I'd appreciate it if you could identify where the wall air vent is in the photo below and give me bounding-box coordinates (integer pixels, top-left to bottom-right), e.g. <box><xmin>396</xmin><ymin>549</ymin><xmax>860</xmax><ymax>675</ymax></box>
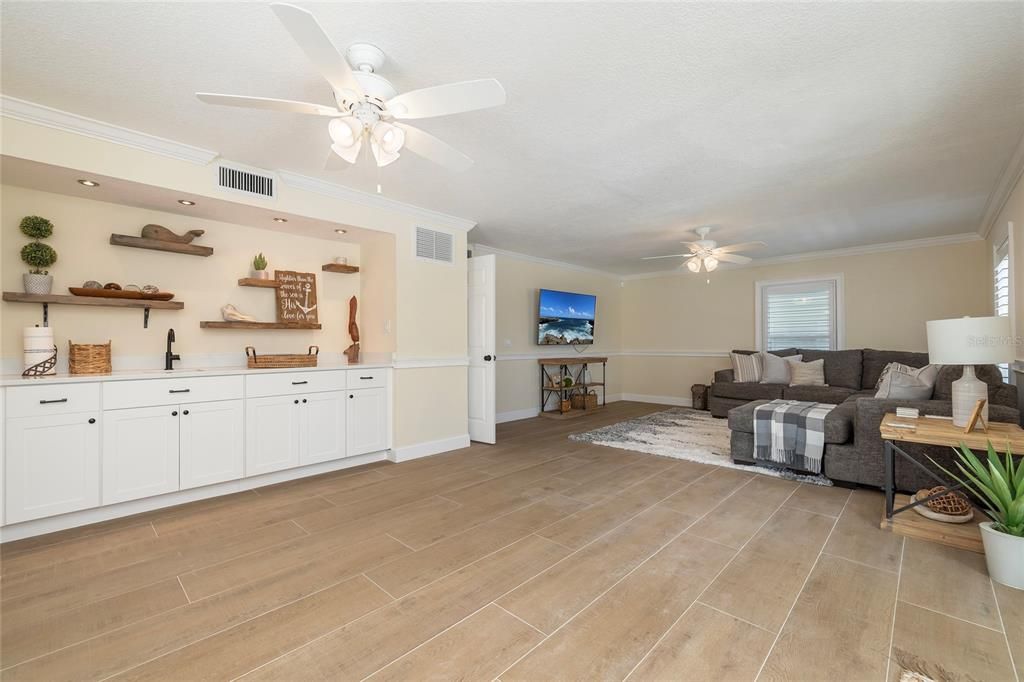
<box><xmin>216</xmin><ymin>164</ymin><xmax>276</xmax><ymax>199</ymax></box>
<box><xmin>415</xmin><ymin>226</ymin><xmax>455</xmax><ymax>264</ymax></box>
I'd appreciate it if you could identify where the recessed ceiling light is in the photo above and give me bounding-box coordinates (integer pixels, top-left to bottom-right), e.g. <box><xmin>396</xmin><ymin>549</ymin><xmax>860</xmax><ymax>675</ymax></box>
<box><xmin>273</xmin><ymin>218</ymin><xmax>288</xmax><ymax>223</ymax></box>
<box><xmin>177</xmin><ymin>199</ymin><xmax>196</xmax><ymax>206</ymax></box>
<box><xmin>77</xmin><ymin>179</ymin><xmax>100</xmax><ymax>187</ymax></box>
<box><xmin>335</xmin><ymin>229</ymin><xmax>347</xmax><ymax>235</ymax></box>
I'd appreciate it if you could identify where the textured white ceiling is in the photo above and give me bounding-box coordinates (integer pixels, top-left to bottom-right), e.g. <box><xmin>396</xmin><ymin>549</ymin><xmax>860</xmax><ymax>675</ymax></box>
<box><xmin>2</xmin><ymin>2</ymin><xmax>1022</xmax><ymax>274</ymax></box>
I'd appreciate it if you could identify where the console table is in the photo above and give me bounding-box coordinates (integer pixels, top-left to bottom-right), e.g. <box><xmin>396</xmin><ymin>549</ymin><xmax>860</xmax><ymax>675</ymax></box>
<box><xmin>538</xmin><ymin>357</ymin><xmax>607</xmax><ymax>420</ymax></box>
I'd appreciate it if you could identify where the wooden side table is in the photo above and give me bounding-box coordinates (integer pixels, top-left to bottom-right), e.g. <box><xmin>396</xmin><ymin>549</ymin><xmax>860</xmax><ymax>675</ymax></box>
<box><xmin>879</xmin><ymin>413</ymin><xmax>1024</xmax><ymax>552</ymax></box>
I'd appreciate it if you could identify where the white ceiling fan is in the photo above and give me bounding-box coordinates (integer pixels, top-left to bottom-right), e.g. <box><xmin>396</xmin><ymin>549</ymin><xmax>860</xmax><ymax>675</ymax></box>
<box><xmin>195</xmin><ymin>3</ymin><xmax>506</xmax><ymax>172</ymax></box>
<box><xmin>642</xmin><ymin>227</ymin><xmax>765</xmax><ymax>272</ymax></box>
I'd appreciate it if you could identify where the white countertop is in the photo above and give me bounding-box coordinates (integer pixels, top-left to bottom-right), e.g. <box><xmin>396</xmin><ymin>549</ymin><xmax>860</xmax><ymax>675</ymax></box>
<box><xmin>0</xmin><ymin>361</ymin><xmax>393</xmax><ymax>387</ymax></box>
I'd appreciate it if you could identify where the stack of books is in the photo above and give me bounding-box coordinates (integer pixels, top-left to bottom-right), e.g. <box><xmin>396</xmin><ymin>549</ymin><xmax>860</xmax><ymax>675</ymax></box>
<box><xmin>896</xmin><ymin>407</ymin><xmax>920</xmax><ymax>419</ymax></box>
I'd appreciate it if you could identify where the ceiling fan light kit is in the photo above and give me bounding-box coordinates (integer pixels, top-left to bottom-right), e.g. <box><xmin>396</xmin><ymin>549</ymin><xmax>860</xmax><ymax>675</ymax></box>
<box><xmin>195</xmin><ymin>3</ymin><xmax>506</xmax><ymax>172</ymax></box>
<box><xmin>644</xmin><ymin>226</ymin><xmax>765</xmax><ymax>274</ymax></box>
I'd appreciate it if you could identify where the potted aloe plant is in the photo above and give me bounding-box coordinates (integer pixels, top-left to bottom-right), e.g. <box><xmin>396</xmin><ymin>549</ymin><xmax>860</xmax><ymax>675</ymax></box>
<box><xmin>938</xmin><ymin>442</ymin><xmax>1023</xmax><ymax>589</ymax></box>
<box><xmin>20</xmin><ymin>215</ymin><xmax>57</xmax><ymax>294</ymax></box>
<box><xmin>251</xmin><ymin>252</ymin><xmax>270</xmax><ymax>280</ymax></box>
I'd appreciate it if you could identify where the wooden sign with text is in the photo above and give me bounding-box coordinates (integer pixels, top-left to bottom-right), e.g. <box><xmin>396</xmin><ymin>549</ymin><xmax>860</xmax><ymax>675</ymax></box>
<box><xmin>274</xmin><ymin>270</ymin><xmax>319</xmax><ymax>324</ymax></box>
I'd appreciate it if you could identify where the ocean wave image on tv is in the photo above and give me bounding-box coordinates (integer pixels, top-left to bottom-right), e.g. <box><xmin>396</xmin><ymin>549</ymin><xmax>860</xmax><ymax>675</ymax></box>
<box><xmin>538</xmin><ymin>289</ymin><xmax>596</xmax><ymax>345</ymax></box>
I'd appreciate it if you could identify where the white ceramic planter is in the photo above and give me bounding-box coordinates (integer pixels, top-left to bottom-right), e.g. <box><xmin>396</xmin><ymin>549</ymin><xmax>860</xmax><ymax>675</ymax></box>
<box><xmin>22</xmin><ymin>273</ymin><xmax>53</xmax><ymax>295</ymax></box>
<box><xmin>980</xmin><ymin>522</ymin><xmax>1024</xmax><ymax>590</ymax></box>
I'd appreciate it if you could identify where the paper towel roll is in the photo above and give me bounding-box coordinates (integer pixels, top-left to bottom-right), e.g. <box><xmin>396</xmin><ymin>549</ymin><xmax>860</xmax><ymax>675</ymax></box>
<box><xmin>24</xmin><ymin>326</ymin><xmax>57</xmax><ymax>376</ymax></box>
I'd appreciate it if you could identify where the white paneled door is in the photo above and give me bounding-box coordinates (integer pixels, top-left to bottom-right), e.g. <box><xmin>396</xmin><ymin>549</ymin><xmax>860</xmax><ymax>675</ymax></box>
<box><xmin>468</xmin><ymin>254</ymin><xmax>496</xmax><ymax>443</ymax></box>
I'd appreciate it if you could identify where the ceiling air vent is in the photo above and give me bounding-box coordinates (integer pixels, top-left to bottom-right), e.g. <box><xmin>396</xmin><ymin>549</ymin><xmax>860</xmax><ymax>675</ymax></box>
<box><xmin>216</xmin><ymin>164</ymin><xmax>276</xmax><ymax>199</ymax></box>
<box><xmin>415</xmin><ymin>226</ymin><xmax>455</xmax><ymax>264</ymax></box>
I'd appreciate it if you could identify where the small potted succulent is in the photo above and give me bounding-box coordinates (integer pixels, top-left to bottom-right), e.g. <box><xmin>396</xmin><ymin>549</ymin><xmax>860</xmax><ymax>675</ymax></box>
<box><xmin>20</xmin><ymin>216</ymin><xmax>57</xmax><ymax>294</ymax></box>
<box><xmin>937</xmin><ymin>442</ymin><xmax>1023</xmax><ymax>589</ymax></box>
<box><xmin>251</xmin><ymin>252</ymin><xmax>270</xmax><ymax>280</ymax></box>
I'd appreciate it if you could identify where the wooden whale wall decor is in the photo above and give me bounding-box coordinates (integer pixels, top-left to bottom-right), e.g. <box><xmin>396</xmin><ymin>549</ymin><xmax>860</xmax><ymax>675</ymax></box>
<box><xmin>140</xmin><ymin>224</ymin><xmax>205</xmax><ymax>244</ymax></box>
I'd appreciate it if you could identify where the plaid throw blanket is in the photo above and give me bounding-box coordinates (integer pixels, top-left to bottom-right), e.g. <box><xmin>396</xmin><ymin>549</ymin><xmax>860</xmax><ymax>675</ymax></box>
<box><xmin>753</xmin><ymin>400</ymin><xmax>836</xmax><ymax>473</ymax></box>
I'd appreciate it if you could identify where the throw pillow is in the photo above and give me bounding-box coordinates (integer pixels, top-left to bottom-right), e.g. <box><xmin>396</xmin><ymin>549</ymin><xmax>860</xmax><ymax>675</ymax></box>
<box><xmin>760</xmin><ymin>352</ymin><xmax>802</xmax><ymax>384</ymax></box>
<box><xmin>875</xmin><ymin>362</ymin><xmax>938</xmax><ymax>400</ymax></box>
<box><xmin>730</xmin><ymin>352</ymin><xmax>763</xmax><ymax>383</ymax></box>
<box><xmin>787</xmin><ymin>358</ymin><xmax>826</xmax><ymax>386</ymax></box>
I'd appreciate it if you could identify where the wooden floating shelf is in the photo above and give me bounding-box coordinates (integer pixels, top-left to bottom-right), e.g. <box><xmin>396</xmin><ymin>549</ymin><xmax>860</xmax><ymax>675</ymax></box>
<box><xmin>110</xmin><ymin>234</ymin><xmax>213</xmax><ymax>257</ymax></box>
<box><xmin>3</xmin><ymin>292</ymin><xmax>183</xmax><ymax>329</ymax></box>
<box><xmin>321</xmin><ymin>263</ymin><xmax>360</xmax><ymax>274</ymax></box>
<box><xmin>199</xmin><ymin>321</ymin><xmax>322</xmax><ymax>330</ymax></box>
<box><xmin>237</xmin><ymin>278</ymin><xmax>280</xmax><ymax>288</ymax></box>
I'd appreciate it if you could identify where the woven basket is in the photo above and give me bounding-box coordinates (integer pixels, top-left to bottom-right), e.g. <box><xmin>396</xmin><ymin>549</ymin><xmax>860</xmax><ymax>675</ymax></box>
<box><xmin>918</xmin><ymin>486</ymin><xmax>972</xmax><ymax>516</ymax></box>
<box><xmin>559</xmin><ymin>399</ymin><xmax>572</xmax><ymax>413</ymax></box>
<box><xmin>571</xmin><ymin>390</ymin><xmax>599</xmax><ymax>410</ymax></box>
<box><xmin>69</xmin><ymin>340</ymin><xmax>112</xmax><ymax>375</ymax></box>
<box><xmin>246</xmin><ymin>345</ymin><xmax>319</xmax><ymax>369</ymax></box>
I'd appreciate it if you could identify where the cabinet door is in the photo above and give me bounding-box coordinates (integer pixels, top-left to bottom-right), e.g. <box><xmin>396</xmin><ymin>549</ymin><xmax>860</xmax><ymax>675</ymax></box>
<box><xmin>5</xmin><ymin>412</ymin><xmax>101</xmax><ymax>523</ymax></box>
<box><xmin>346</xmin><ymin>387</ymin><xmax>388</xmax><ymax>457</ymax></box>
<box><xmin>102</xmin><ymin>406</ymin><xmax>180</xmax><ymax>504</ymax></box>
<box><xmin>180</xmin><ymin>399</ymin><xmax>244</xmax><ymax>490</ymax></box>
<box><xmin>245</xmin><ymin>395</ymin><xmax>301</xmax><ymax>475</ymax></box>
<box><xmin>301</xmin><ymin>390</ymin><xmax>346</xmax><ymax>465</ymax></box>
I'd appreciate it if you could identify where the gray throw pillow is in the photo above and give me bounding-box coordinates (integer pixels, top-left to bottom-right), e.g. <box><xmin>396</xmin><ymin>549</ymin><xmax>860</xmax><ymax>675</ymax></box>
<box><xmin>760</xmin><ymin>352</ymin><xmax>802</xmax><ymax>384</ymax></box>
<box><xmin>875</xmin><ymin>363</ymin><xmax>938</xmax><ymax>400</ymax></box>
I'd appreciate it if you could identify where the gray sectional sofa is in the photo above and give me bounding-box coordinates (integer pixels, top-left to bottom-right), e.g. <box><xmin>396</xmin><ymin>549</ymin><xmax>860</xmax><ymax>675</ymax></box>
<box><xmin>710</xmin><ymin>348</ymin><xmax>1019</xmax><ymax>491</ymax></box>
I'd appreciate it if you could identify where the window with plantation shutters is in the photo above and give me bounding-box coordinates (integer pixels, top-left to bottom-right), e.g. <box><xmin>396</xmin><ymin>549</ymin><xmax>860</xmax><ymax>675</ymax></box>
<box><xmin>994</xmin><ymin>238</ymin><xmax>1010</xmax><ymax>382</ymax></box>
<box><xmin>756</xmin><ymin>278</ymin><xmax>841</xmax><ymax>351</ymax></box>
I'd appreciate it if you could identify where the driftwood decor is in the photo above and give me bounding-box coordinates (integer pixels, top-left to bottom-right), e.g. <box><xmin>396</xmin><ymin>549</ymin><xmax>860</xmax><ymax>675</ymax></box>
<box><xmin>344</xmin><ymin>295</ymin><xmax>360</xmax><ymax>364</ymax></box>
<box><xmin>274</xmin><ymin>271</ymin><xmax>319</xmax><ymax>325</ymax></box>
<box><xmin>110</xmin><ymin>224</ymin><xmax>213</xmax><ymax>257</ymax></box>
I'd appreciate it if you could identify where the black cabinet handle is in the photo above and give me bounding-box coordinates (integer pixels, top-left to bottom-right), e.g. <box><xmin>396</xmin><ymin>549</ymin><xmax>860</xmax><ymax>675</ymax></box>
<box><xmin>349</xmin><ymin>394</ymin><xmax>354</xmax><ymax>399</ymax></box>
<box><xmin>359</xmin><ymin>376</ymin><xmax>373</xmax><ymax>380</ymax></box>
<box><xmin>291</xmin><ymin>380</ymin><xmax>308</xmax><ymax>385</ymax></box>
<box><xmin>39</xmin><ymin>398</ymin><xmax>68</xmax><ymax>404</ymax></box>
<box><xmin>301</xmin><ymin>398</ymin><xmax>307</xmax><ymax>404</ymax></box>
<box><xmin>88</xmin><ymin>418</ymin><xmax>96</xmax><ymax>424</ymax></box>
<box><xmin>171</xmin><ymin>410</ymin><xmax>178</xmax><ymax>416</ymax></box>
<box><xmin>169</xmin><ymin>389</ymin><xmax>190</xmax><ymax>394</ymax></box>
<box><xmin>484</xmin><ymin>355</ymin><xmax>492</xmax><ymax>361</ymax></box>
<box><xmin>294</xmin><ymin>399</ymin><xmax>299</xmax><ymax>404</ymax></box>
<box><xmin>183</xmin><ymin>409</ymin><xmax>190</xmax><ymax>416</ymax></box>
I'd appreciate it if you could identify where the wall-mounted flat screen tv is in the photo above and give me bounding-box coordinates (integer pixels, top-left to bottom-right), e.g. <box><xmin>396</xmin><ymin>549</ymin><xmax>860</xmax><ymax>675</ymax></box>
<box><xmin>538</xmin><ymin>289</ymin><xmax>596</xmax><ymax>345</ymax></box>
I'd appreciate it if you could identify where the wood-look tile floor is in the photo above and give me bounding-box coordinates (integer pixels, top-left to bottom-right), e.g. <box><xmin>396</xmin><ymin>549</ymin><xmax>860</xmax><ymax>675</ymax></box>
<box><xmin>1</xmin><ymin>402</ymin><xmax>1019</xmax><ymax>681</ymax></box>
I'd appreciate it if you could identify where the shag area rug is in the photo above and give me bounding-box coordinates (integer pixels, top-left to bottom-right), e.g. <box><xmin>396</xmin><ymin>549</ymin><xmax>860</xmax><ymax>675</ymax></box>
<box><xmin>569</xmin><ymin>408</ymin><xmax>831</xmax><ymax>486</ymax></box>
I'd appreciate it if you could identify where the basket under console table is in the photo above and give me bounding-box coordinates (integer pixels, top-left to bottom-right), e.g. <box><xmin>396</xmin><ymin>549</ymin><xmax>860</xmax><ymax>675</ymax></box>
<box><xmin>538</xmin><ymin>356</ymin><xmax>607</xmax><ymax>420</ymax></box>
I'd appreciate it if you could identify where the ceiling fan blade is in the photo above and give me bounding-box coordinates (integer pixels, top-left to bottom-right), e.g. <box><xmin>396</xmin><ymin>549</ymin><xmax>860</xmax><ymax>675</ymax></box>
<box><xmin>714</xmin><ymin>241</ymin><xmax>766</xmax><ymax>254</ymax></box>
<box><xmin>387</xmin><ymin>79</ymin><xmax>506</xmax><ymax>120</ymax></box>
<box><xmin>270</xmin><ymin>3</ymin><xmax>364</xmax><ymax>100</ymax></box>
<box><xmin>397</xmin><ymin>124</ymin><xmax>474</xmax><ymax>172</ymax></box>
<box><xmin>196</xmin><ymin>93</ymin><xmax>340</xmax><ymax>116</ymax></box>
<box><xmin>679</xmin><ymin>242</ymin><xmax>703</xmax><ymax>251</ymax></box>
<box><xmin>715</xmin><ymin>253</ymin><xmax>752</xmax><ymax>264</ymax></box>
<box><xmin>641</xmin><ymin>254</ymin><xmax>692</xmax><ymax>260</ymax></box>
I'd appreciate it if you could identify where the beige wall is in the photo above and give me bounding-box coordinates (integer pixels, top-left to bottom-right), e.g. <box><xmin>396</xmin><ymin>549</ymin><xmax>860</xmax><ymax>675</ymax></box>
<box><xmin>1</xmin><ymin>185</ymin><xmax>362</xmax><ymax>366</ymax></box>
<box><xmin>358</xmin><ymin>231</ymin><xmax>397</xmax><ymax>355</ymax></box>
<box><xmin>988</xmin><ymin>169</ymin><xmax>1024</xmax><ymax>363</ymax></box>
<box><xmin>487</xmin><ymin>251</ymin><xmax>623</xmax><ymax>418</ymax></box>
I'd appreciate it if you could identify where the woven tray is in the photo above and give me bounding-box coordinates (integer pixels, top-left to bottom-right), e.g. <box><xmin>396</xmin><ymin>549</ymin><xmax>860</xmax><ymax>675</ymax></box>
<box><xmin>246</xmin><ymin>345</ymin><xmax>318</xmax><ymax>369</ymax></box>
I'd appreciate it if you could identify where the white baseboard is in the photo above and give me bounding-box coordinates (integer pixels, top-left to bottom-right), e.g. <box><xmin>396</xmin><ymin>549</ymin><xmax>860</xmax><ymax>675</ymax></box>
<box><xmin>390</xmin><ymin>433</ymin><xmax>471</xmax><ymax>462</ymax></box>
<box><xmin>0</xmin><ymin>451</ymin><xmax>388</xmax><ymax>542</ymax></box>
<box><xmin>618</xmin><ymin>393</ymin><xmax>692</xmax><ymax>407</ymax></box>
<box><xmin>496</xmin><ymin>407</ymin><xmax>540</xmax><ymax>424</ymax></box>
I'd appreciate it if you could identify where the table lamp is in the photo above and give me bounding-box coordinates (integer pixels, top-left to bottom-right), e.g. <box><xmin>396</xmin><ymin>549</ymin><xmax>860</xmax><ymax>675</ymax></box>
<box><xmin>926</xmin><ymin>316</ymin><xmax>1013</xmax><ymax>427</ymax></box>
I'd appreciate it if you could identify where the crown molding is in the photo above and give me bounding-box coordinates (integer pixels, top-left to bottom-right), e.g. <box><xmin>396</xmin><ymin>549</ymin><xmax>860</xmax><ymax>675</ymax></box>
<box><xmin>622</xmin><ymin>232</ymin><xmax>983</xmax><ymax>280</ymax></box>
<box><xmin>0</xmin><ymin>95</ymin><xmax>218</xmax><ymax>165</ymax></box>
<box><xmin>978</xmin><ymin>128</ymin><xmax>1024</xmax><ymax>239</ymax></box>
<box><xmin>470</xmin><ymin>243</ymin><xmax>622</xmax><ymax>279</ymax></box>
<box><xmin>279</xmin><ymin>171</ymin><xmax>476</xmax><ymax>233</ymax></box>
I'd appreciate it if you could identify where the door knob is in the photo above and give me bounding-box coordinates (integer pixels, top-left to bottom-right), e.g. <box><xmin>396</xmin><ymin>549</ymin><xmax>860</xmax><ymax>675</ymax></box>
<box><xmin>484</xmin><ymin>354</ymin><xmax>493</xmax><ymax>361</ymax></box>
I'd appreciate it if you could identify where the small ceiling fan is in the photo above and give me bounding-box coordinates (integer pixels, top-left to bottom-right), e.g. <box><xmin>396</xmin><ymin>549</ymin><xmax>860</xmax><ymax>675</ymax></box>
<box><xmin>195</xmin><ymin>3</ymin><xmax>506</xmax><ymax>171</ymax></box>
<box><xmin>642</xmin><ymin>227</ymin><xmax>766</xmax><ymax>272</ymax></box>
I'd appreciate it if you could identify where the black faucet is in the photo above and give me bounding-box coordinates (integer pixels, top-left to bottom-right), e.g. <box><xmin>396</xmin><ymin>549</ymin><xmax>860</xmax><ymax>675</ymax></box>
<box><xmin>165</xmin><ymin>328</ymin><xmax>180</xmax><ymax>370</ymax></box>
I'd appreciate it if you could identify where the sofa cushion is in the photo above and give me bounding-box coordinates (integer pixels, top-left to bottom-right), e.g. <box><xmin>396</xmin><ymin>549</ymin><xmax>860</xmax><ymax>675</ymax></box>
<box><xmin>713</xmin><ymin>381</ymin><xmax>784</xmax><ymax>401</ymax></box>
<box><xmin>798</xmin><ymin>349</ymin><xmax>863</xmax><ymax>389</ymax></box>
<box><xmin>933</xmin><ymin>364</ymin><xmax>1006</xmax><ymax>401</ymax></box>
<box><xmin>782</xmin><ymin>385</ymin><xmax>855</xmax><ymax>403</ymax></box>
<box><xmin>862</xmin><ymin>349</ymin><xmax>929</xmax><ymax>389</ymax></box>
<box><xmin>727</xmin><ymin>399</ymin><xmax>853</xmax><ymax>444</ymax></box>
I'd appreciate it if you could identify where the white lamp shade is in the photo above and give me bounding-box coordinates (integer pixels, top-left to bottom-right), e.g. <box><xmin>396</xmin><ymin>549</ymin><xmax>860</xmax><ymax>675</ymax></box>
<box><xmin>926</xmin><ymin>316</ymin><xmax>1013</xmax><ymax>365</ymax></box>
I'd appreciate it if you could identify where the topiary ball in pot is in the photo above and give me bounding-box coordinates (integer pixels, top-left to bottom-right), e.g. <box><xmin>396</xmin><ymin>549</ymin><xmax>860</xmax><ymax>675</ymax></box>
<box><xmin>19</xmin><ymin>216</ymin><xmax>57</xmax><ymax>294</ymax></box>
<box><xmin>19</xmin><ymin>215</ymin><xmax>54</xmax><ymax>240</ymax></box>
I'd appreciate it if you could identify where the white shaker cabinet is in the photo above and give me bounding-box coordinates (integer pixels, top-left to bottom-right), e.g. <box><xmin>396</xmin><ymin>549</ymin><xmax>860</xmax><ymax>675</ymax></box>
<box><xmin>245</xmin><ymin>394</ymin><xmax>302</xmax><ymax>475</ymax></box>
<box><xmin>346</xmin><ymin>387</ymin><xmax>388</xmax><ymax>456</ymax></box>
<box><xmin>180</xmin><ymin>399</ymin><xmax>245</xmax><ymax>489</ymax></box>
<box><xmin>301</xmin><ymin>391</ymin><xmax>347</xmax><ymax>465</ymax></box>
<box><xmin>102</xmin><ymin>405</ymin><xmax>180</xmax><ymax>504</ymax></box>
<box><xmin>5</xmin><ymin>412</ymin><xmax>101</xmax><ymax>523</ymax></box>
